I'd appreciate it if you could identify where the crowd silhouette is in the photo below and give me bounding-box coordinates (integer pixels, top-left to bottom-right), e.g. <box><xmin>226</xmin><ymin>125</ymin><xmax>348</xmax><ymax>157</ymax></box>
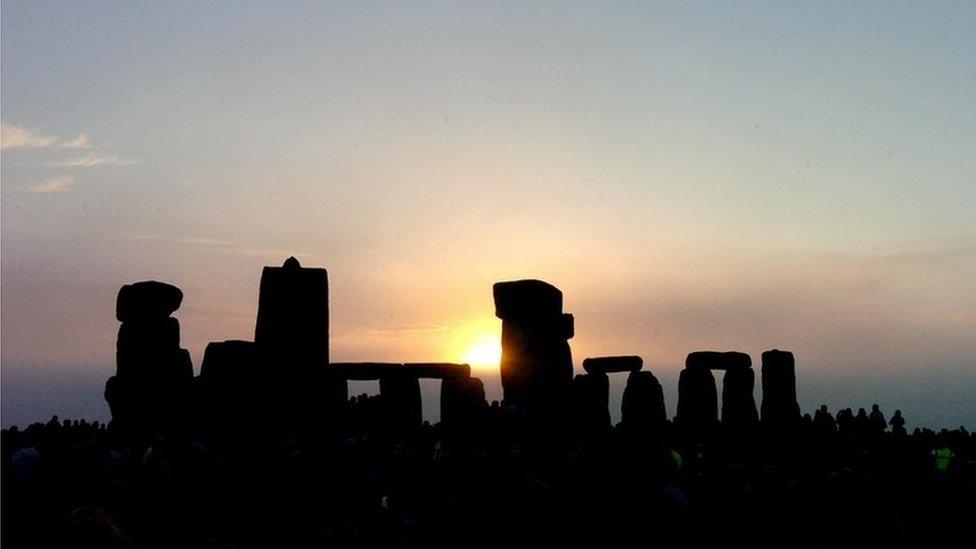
<box><xmin>2</xmin><ymin>258</ymin><xmax>974</xmax><ymax>548</ymax></box>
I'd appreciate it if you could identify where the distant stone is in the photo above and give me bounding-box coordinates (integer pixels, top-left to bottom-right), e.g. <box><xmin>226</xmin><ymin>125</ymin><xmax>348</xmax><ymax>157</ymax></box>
<box><xmin>583</xmin><ymin>355</ymin><xmax>642</xmax><ymax>374</ymax></box>
<box><xmin>571</xmin><ymin>372</ymin><xmax>610</xmax><ymax>433</ymax></box>
<box><xmin>254</xmin><ymin>258</ymin><xmax>329</xmax><ymax>367</ymax></box>
<box><xmin>686</xmin><ymin>351</ymin><xmax>751</xmax><ymax>370</ymax></box>
<box><xmin>379</xmin><ymin>372</ymin><xmax>423</xmax><ymax>427</ymax></box>
<box><xmin>722</xmin><ymin>368</ymin><xmax>758</xmax><ymax>429</ymax></box>
<box><xmin>199</xmin><ymin>340</ymin><xmax>257</xmax><ymax>381</ymax></box>
<box><xmin>621</xmin><ymin>370</ymin><xmax>667</xmax><ymax>434</ymax></box>
<box><xmin>492</xmin><ymin>279</ymin><xmax>563</xmax><ymax>320</ymax></box>
<box><xmin>116</xmin><ymin>281</ymin><xmax>183</xmax><ymax>322</ymax></box>
<box><xmin>676</xmin><ymin>367</ymin><xmax>718</xmax><ymax>433</ymax></box>
<box><xmin>761</xmin><ymin>349</ymin><xmax>800</xmax><ymax>426</ymax></box>
<box><xmin>441</xmin><ymin>376</ymin><xmax>487</xmax><ymax>427</ymax></box>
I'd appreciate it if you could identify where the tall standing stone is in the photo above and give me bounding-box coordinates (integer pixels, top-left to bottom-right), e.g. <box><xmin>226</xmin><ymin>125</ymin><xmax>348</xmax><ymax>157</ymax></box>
<box><xmin>198</xmin><ymin>340</ymin><xmax>261</xmax><ymax>438</ymax></box>
<box><xmin>379</xmin><ymin>372</ymin><xmax>423</xmax><ymax>428</ymax></box>
<box><xmin>722</xmin><ymin>368</ymin><xmax>758</xmax><ymax>429</ymax></box>
<box><xmin>621</xmin><ymin>370</ymin><xmax>667</xmax><ymax>435</ymax></box>
<box><xmin>676</xmin><ymin>367</ymin><xmax>718</xmax><ymax>434</ymax></box>
<box><xmin>571</xmin><ymin>372</ymin><xmax>610</xmax><ymax>435</ymax></box>
<box><xmin>493</xmin><ymin>279</ymin><xmax>574</xmax><ymax>417</ymax></box>
<box><xmin>105</xmin><ymin>281</ymin><xmax>192</xmax><ymax>436</ymax></box>
<box><xmin>441</xmin><ymin>374</ymin><xmax>487</xmax><ymax>428</ymax></box>
<box><xmin>254</xmin><ymin>257</ymin><xmax>331</xmax><ymax>434</ymax></box>
<box><xmin>761</xmin><ymin>349</ymin><xmax>800</xmax><ymax>426</ymax></box>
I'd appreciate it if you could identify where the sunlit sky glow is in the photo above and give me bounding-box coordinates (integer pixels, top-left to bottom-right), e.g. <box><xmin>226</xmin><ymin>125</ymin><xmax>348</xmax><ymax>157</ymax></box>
<box><xmin>2</xmin><ymin>2</ymin><xmax>974</xmax><ymax>427</ymax></box>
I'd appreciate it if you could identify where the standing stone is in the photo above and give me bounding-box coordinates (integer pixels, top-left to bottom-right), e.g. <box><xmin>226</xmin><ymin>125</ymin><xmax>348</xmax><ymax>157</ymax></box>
<box><xmin>105</xmin><ymin>280</ymin><xmax>192</xmax><ymax>436</ymax></box>
<box><xmin>254</xmin><ymin>257</ymin><xmax>331</xmax><ymax>434</ymax></box>
<box><xmin>571</xmin><ymin>372</ymin><xmax>610</xmax><ymax>434</ymax></box>
<box><xmin>582</xmin><ymin>355</ymin><xmax>642</xmax><ymax>374</ymax></box>
<box><xmin>686</xmin><ymin>351</ymin><xmax>751</xmax><ymax>371</ymax></box>
<box><xmin>198</xmin><ymin>340</ymin><xmax>262</xmax><ymax>437</ymax></box>
<box><xmin>116</xmin><ymin>281</ymin><xmax>183</xmax><ymax>322</ymax></box>
<box><xmin>676</xmin><ymin>367</ymin><xmax>718</xmax><ymax>434</ymax></box>
<box><xmin>493</xmin><ymin>279</ymin><xmax>574</xmax><ymax>417</ymax></box>
<box><xmin>621</xmin><ymin>370</ymin><xmax>667</xmax><ymax>435</ymax></box>
<box><xmin>379</xmin><ymin>372</ymin><xmax>423</xmax><ymax>428</ymax></box>
<box><xmin>255</xmin><ymin>256</ymin><xmax>329</xmax><ymax>369</ymax></box>
<box><xmin>441</xmin><ymin>375</ymin><xmax>487</xmax><ymax>427</ymax></box>
<box><xmin>722</xmin><ymin>368</ymin><xmax>758</xmax><ymax>429</ymax></box>
<box><xmin>761</xmin><ymin>349</ymin><xmax>800</xmax><ymax>426</ymax></box>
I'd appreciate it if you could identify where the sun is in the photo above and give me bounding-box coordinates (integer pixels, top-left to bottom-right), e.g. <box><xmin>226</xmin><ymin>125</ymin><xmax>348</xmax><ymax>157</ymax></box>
<box><xmin>461</xmin><ymin>335</ymin><xmax>502</xmax><ymax>369</ymax></box>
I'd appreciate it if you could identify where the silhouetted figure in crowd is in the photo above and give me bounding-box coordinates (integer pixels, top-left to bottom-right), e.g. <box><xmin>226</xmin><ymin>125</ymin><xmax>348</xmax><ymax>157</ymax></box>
<box><xmin>814</xmin><ymin>405</ymin><xmax>837</xmax><ymax>434</ymax></box>
<box><xmin>870</xmin><ymin>403</ymin><xmax>887</xmax><ymax>435</ymax></box>
<box><xmin>890</xmin><ymin>409</ymin><xmax>907</xmax><ymax>436</ymax></box>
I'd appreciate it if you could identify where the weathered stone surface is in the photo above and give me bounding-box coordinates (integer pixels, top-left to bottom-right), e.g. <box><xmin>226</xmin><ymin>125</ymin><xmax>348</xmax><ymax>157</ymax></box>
<box><xmin>379</xmin><ymin>373</ymin><xmax>422</xmax><ymax>427</ymax></box>
<box><xmin>493</xmin><ymin>279</ymin><xmax>563</xmax><ymax>320</ymax></box>
<box><xmin>441</xmin><ymin>375</ymin><xmax>487</xmax><ymax>427</ymax></box>
<box><xmin>254</xmin><ymin>257</ymin><xmax>329</xmax><ymax>369</ymax></box>
<box><xmin>676</xmin><ymin>367</ymin><xmax>718</xmax><ymax>433</ymax></box>
<box><xmin>761</xmin><ymin>349</ymin><xmax>800</xmax><ymax>425</ymax></box>
<box><xmin>571</xmin><ymin>372</ymin><xmax>610</xmax><ymax>434</ymax></box>
<box><xmin>686</xmin><ymin>351</ymin><xmax>751</xmax><ymax>370</ymax></box>
<box><xmin>583</xmin><ymin>355</ymin><xmax>643</xmax><ymax>374</ymax></box>
<box><xmin>402</xmin><ymin>362</ymin><xmax>471</xmax><ymax>379</ymax></box>
<box><xmin>116</xmin><ymin>281</ymin><xmax>183</xmax><ymax>322</ymax></box>
<box><xmin>722</xmin><ymin>368</ymin><xmax>758</xmax><ymax>429</ymax></box>
<box><xmin>621</xmin><ymin>370</ymin><xmax>667</xmax><ymax>434</ymax></box>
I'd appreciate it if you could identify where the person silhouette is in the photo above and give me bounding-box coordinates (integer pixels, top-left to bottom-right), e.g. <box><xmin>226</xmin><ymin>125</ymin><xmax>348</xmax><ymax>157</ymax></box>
<box><xmin>869</xmin><ymin>404</ymin><xmax>886</xmax><ymax>435</ymax></box>
<box><xmin>889</xmin><ymin>409</ymin><xmax>906</xmax><ymax>436</ymax></box>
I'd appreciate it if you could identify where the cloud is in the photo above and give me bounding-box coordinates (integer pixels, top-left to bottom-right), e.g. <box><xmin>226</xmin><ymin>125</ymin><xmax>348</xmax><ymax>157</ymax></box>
<box><xmin>126</xmin><ymin>232</ymin><xmax>307</xmax><ymax>259</ymax></box>
<box><xmin>1</xmin><ymin>124</ymin><xmax>58</xmax><ymax>150</ymax></box>
<box><xmin>59</xmin><ymin>134</ymin><xmax>91</xmax><ymax>149</ymax></box>
<box><xmin>4</xmin><ymin>176</ymin><xmax>76</xmax><ymax>194</ymax></box>
<box><xmin>56</xmin><ymin>152</ymin><xmax>136</xmax><ymax>167</ymax></box>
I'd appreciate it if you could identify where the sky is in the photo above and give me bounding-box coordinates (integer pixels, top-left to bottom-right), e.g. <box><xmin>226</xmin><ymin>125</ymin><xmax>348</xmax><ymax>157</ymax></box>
<box><xmin>2</xmin><ymin>2</ymin><xmax>974</xmax><ymax>428</ymax></box>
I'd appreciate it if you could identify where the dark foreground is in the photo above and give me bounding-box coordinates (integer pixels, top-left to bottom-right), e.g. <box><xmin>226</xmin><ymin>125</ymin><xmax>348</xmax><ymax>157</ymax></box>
<box><xmin>3</xmin><ymin>403</ymin><xmax>974</xmax><ymax>549</ymax></box>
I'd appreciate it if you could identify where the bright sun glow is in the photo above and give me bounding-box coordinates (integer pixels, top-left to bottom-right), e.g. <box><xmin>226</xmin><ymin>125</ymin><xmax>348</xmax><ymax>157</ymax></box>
<box><xmin>461</xmin><ymin>335</ymin><xmax>502</xmax><ymax>369</ymax></box>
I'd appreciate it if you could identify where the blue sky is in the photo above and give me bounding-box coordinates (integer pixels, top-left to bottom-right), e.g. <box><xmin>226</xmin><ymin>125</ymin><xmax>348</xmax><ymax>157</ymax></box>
<box><xmin>2</xmin><ymin>2</ymin><xmax>974</xmax><ymax>427</ymax></box>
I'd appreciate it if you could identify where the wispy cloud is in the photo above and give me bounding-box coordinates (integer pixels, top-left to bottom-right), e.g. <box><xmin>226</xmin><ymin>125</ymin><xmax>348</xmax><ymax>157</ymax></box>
<box><xmin>3</xmin><ymin>176</ymin><xmax>76</xmax><ymax>194</ymax></box>
<box><xmin>126</xmin><ymin>232</ymin><xmax>307</xmax><ymax>259</ymax></box>
<box><xmin>56</xmin><ymin>152</ymin><xmax>136</xmax><ymax>167</ymax></box>
<box><xmin>59</xmin><ymin>134</ymin><xmax>91</xmax><ymax>149</ymax></box>
<box><xmin>1</xmin><ymin>124</ymin><xmax>58</xmax><ymax>150</ymax></box>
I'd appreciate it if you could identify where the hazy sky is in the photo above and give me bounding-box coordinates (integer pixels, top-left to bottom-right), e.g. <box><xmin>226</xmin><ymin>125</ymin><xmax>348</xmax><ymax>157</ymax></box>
<box><xmin>3</xmin><ymin>2</ymin><xmax>974</xmax><ymax>428</ymax></box>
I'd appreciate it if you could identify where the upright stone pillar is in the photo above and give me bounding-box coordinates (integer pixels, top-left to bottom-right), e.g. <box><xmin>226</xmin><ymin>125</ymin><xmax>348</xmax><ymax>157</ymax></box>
<box><xmin>571</xmin><ymin>372</ymin><xmax>610</xmax><ymax>435</ymax></box>
<box><xmin>761</xmin><ymin>349</ymin><xmax>800</xmax><ymax>426</ymax></box>
<box><xmin>493</xmin><ymin>279</ymin><xmax>574</xmax><ymax>417</ymax></box>
<box><xmin>621</xmin><ymin>370</ymin><xmax>667</xmax><ymax>435</ymax></box>
<box><xmin>105</xmin><ymin>281</ymin><xmax>192</xmax><ymax>436</ymax></box>
<box><xmin>441</xmin><ymin>375</ymin><xmax>487</xmax><ymax>428</ymax></box>
<box><xmin>676</xmin><ymin>367</ymin><xmax>718</xmax><ymax>434</ymax></box>
<box><xmin>254</xmin><ymin>257</ymin><xmax>331</xmax><ymax>434</ymax></box>
<box><xmin>379</xmin><ymin>372</ymin><xmax>423</xmax><ymax>428</ymax></box>
<box><xmin>722</xmin><ymin>368</ymin><xmax>758</xmax><ymax>430</ymax></box>
<box><xmin>686</xmin><ymin>351</ymin><xmax>757</xmax><ymax>430</ymax></box>
<box><xmin>198</xmin><ymin>340</ymin><xmax>261</xmax><ymax>438</ymax></box>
